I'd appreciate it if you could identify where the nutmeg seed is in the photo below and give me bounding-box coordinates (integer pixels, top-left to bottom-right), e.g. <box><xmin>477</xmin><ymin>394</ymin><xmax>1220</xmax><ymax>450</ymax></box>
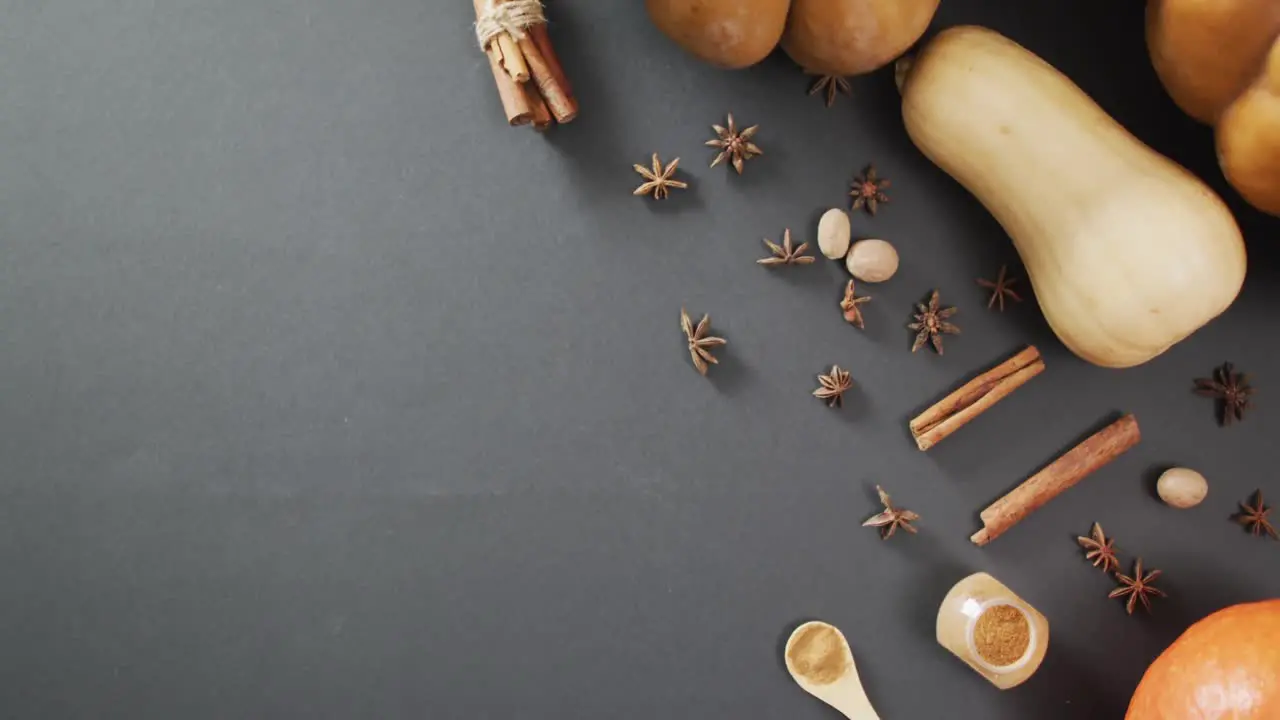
<box><xmin>817</xmin><ymin>208</ymin><xmax>852</xmax><ymax>260</ymax></box>
<box><xmin>1156</xmin><ymin>467</ymin><xmax>1208</xmax><ymax>509</ymax></box>
<box><xmin>846</xmin><ymin>238</ymin><xmax>899</xmax><ymax>283</ymax></box>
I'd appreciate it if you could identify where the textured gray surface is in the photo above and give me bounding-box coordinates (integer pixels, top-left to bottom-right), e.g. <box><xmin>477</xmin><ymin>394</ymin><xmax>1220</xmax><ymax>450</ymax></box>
<box><xmin>1</xmin><ymin>1</ymin><xmax>1278</xmax><ymax>718</ymax></box>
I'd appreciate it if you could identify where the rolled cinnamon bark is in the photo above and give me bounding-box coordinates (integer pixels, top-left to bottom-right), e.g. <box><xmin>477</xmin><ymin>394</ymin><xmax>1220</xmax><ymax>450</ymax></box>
<box><xmin>472</xmin><ymin>0</ymin><xmax>577</xmax><ymax>128</ymax></box>
<box><xmin>911</xmin><ymin>346</ymin><xmax>1044</xmax><ymax>451</ymax></box>
<box><xmin>518</xmin><ymin>35</ymin><xmax>577</xmax><ymax>123</ymax></box>
<box><xmin>473</xmin><ymin>0</ymin><xmax>532</xmax><ymax>125</ymax></box>
<box><xmin>495</xmin><ymin>31</ymin><xmax>530</xmax><ymax>83</ymax></box>
<box><xmin>530</xmin><ymin>24</ymin><xmax>573</xmax><ymax>98</ymax></box>
<box><xmin>971</xmin><ymin>414</ymin><xmax>1141</xmax><ymax>546</ymax></box>
<box><xmin>483</xmin><ymin>46</ymin><xmax>532</xmax><ymax>125</ymax></box>
<box><xmin>525</xmin><ymin>82</ymin><xmax>553</xmax><ymax>130</ymax></box>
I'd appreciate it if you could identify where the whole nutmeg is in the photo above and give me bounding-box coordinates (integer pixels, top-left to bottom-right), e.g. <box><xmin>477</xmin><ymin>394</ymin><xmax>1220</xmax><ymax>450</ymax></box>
<box><xmin>817</xmin><ymin>208</ymin><xmax>852</xmax><ymax>260</ymax></box>
<box><xmin>1156</xmin><ymin>467</ymin><xmax>1208</xmax><ymax>509</ymax></box>
<box><xmin>846</xmin><ymin>238</ymin><xmax>899</xmax><ymax>282</ymax></box>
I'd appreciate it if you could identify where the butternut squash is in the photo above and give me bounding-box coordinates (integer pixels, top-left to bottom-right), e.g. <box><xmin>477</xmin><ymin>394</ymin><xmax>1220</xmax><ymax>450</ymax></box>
<box><xmin>1146</xmin><ymin>0</ymin><xmax>1280</xmax><ymax>216</ymax></box>
<box><xmin>897</xmin><ymin>26</ymin><xmax>1246</xmax><ymax>369</ymax></box>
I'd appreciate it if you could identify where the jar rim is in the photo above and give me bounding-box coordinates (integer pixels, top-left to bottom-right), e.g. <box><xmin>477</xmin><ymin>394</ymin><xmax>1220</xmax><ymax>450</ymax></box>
<box><xmin>964</xmin><ymin>599</ymin><xmax>1037</xmax><ymax>674</ymax></box>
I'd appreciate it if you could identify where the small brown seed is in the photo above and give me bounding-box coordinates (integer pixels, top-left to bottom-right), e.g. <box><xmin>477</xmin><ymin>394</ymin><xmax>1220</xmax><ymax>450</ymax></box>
<box><xmin>846</xmin><ymin>238</ymin><xmax>899</xmax><ymax>282</ymax></box>
<box><xmin>1156</xmin><ymin>467</ymin><xmax>1208</xmax><ymax>509</ymax></box>
<box><xmin>817</xmin><ymin>208</ymin><xmax>852</xmax><ymax>260</ymax></box>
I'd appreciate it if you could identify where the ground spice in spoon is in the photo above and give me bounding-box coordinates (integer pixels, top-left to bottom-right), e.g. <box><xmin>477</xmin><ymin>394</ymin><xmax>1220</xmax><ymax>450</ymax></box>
<box><xmin>972</xmin><ymin>604</ymin><xmax>1030</xmax><ymax>667</ymax></box>
<box><xmin>786</xmin><ymin>623</ymin><xmax>851</xmax><ymax>685</ymax></box>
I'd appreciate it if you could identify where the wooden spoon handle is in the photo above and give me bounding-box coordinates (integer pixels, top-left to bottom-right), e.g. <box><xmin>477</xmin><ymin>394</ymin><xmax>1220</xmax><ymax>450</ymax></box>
<box><xmin>829</xmin><ymin>695</ymin><xmax>880</xmax><ymax>719</ymax></box>
<box><xmin>826</xmin><ymin>675</ymin><xmax>881</xmax><ymax>719</ymax></box>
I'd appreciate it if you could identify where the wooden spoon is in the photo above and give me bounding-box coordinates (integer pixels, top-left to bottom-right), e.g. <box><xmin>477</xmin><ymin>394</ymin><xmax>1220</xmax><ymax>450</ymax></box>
<box><xmin>784</xmin><ymin>621</ymin><xmax>881</xmax><ymax>719</ymax></box>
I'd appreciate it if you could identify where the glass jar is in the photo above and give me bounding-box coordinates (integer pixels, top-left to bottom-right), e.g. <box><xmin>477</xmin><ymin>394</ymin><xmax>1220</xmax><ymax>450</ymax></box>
<box><xmin>936</xmin><ymin>572</ymin><xmax>1049</xmax><ymax>689</ymax></box>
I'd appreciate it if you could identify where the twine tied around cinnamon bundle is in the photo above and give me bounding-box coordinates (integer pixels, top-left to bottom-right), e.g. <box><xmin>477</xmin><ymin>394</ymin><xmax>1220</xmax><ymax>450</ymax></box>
<box><xmin>474</xmin><ymin>0</ymin><xmax>545</xmax><ymax>48</ymax></box>
<box><xmin>471</xmin><ymin>0</ymin><xmax>577</xmax><ymax>129</ymax></box>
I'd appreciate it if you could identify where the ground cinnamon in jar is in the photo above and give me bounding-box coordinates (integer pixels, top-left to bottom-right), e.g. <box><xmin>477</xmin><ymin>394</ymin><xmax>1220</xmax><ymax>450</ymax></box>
<box><xmin>972</xmin><ymin>604</ymin><xmax>1031</xmax><ymax>667</ymax></box>
<box><xmin>786</xmin><ymin>623</ymin><xmax>851</xmax><ymax>685</ymax></box>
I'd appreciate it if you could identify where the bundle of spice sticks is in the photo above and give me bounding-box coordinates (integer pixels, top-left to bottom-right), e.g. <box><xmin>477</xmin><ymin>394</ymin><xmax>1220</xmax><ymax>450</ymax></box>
<box><xmin>473</xmin><ymin>0</ymin><xmax>578</xmax><ymax>130</ymax></box>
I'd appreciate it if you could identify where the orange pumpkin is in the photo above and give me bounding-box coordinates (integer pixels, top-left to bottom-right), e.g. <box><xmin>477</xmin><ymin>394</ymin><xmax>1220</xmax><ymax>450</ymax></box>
<box><xmin>1146</xmin><ymin>0</ymin><xmax>1280</xmax><ymax>215</ymax></box>
<box><xmin>1126</xmin><ymin>599</ymin><xmax>1280</xmax><ymax>719</ymax></box>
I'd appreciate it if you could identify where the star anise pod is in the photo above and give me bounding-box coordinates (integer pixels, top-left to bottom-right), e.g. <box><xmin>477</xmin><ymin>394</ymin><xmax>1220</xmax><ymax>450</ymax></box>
<box><xmin>1193</xmin><ymin>362</ymin><xmax>1252</xmax><ymax>427</ymax></box>
<box><xmin>633</xmin><ymin>153</ymin><xmax>688</xmax><ymax>200</ymax></box>
<box><xmin>1235</xmin><ymin>489</ymin><xmax>1278</xmax><ymax>540</ymax></box>
<box><xmin>908</xmin><ymin>290</ymin><xmax>959</xmax><ymax>354</ymax></box>
<box><xmin>758</xmin><ymin>229</ymin><xmax>815</xmax><ymax>267</ymax></box>
<box><xmin>705</xmin><ymin>113</ymin><xmax>762</xmax><ymax>175</ymax></box>
<box><xmin>1109</xmin><ymin>558</ymin><xmax>1166</xmax><ymax>615</ymax></box>
<box><xmin>807</xmin><ymin>73</ymin><xmax>852</xmax><ymax>107</ymax></box>
<box><xmin>862</xmin><ymin>485</ymin><xmax>919</xmax><ymax>540</ymax></box>
<box><xmin>840</xmin><ymin>279</ymin><xmax>871</xmax><ymax>329</ymax></box>
<box><xmin>813</xmin><ymin>365</ymin><xmax>853</xmax><ymax>408</ymax></box>
<box><xmin>850</xmin><ymin>164</ymin><xmax>890</xmax><ymax>215</ymax></box>
<box><xmin>977</xmin><ymin>265</ymin><xmax>1023</xmax><ymax>312</ymax></box>
<box><xmin>680</xmin><ymin>307</ymin><xmax>727</xmax><ymax>376</ymax></box>
<box><xmin>1077</xmin><ymin>522</ymin><xmax>1119</xmax><ymax>573</ymax></box>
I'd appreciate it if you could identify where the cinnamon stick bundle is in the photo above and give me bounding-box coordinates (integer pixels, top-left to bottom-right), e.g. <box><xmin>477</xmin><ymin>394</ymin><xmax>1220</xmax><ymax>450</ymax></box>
<box><xmin>473</xmin><ymin>0</ymin><xmax>578</xmax><ymax>130</ymax></box>
<box><xmin>910</xmin><ymin>346</ymin><xmax>1045</xmax><ymax>451</ymax></box>
<box><xmin>482</xmin><ymin>44</ymin><xmax>531</xmax><ymax>126</ymax></box>
<box><xmin>971</xmin><ymin>414</ymin><xmax>1141</xmax><ymax>547</ymax></box>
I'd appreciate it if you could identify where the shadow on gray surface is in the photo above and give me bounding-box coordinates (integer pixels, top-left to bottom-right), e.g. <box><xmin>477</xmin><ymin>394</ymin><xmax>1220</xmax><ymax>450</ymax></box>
<box><xmin>861</xmin><ymin>303</ymin><xmax>900</xmax><ymax>349</ymax></box>
<box><xmin>824</xmin><ymin>379</ymin><xmax>872</xmax><ymax>425</ymax></box>
<box><xmin>814</xmin><ymin>256</ymin><xmax>850</xmax><ymax>291</ymax></box>
<box><xmin>641</xmin><ymin>173</ymin><xmax>705</xmax><ymax>215</ymax></box>
<box><xmin>939</xmin><ymin>410</ymin><xmax>1133</xmax><ymax>508</ymax></box>
<box><xmin>1015</xmin><ymin>641</ymin><xmax>1129</xmax><ymax>717</ymax></box>
<box><xmin>704</xmin><ymin>344</ymin><xmax>754</xmax><ymax>396</ymax></box>
<box><xmin>891</xmin><ymin>530</ymin><xmax>972</xmax><ymax>644</ymax></box>
<box><xmin>804</xmin><ymin>201</ymin><xmax>840</xmax><ymax>245</ymax></box>
<box><xmin>724</xmin><ymin>139</ymin><xmax>792</xmax><ymax>192</ymax></box>
<box><xmin>761</xmin><ymin>256</ymin><xmax>834</xmax><ymax>291</ymax></box>
<box><xmin>1141</xmin><ymin>463</ymin><xmax>1174</xmax><ymax>504</ymax></box>
<box><xmin>539</xmin><ymin>9</ymin><xmax>631</xmax><ymax>191</ymax></box>
<box><xmin>773</xmin><ymin>619</ymin><xmax>811</xmax><ymax>679</ymax></box>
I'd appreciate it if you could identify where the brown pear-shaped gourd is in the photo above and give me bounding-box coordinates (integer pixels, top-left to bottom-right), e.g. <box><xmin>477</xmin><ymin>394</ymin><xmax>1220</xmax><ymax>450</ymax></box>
<box><xmin>646</xmin><ymin>0</ymin><xmax>791</xmax><ymax>70</ymax></box>
<box><xmin>1146</xmin><ymin>0</ymin><xmax>1280</xmax><ymax>215</ymax></box>
<box><xmin>782</xmin><ymin>0</ymin><xmax>940</xmax><ymax>76</ymax></box>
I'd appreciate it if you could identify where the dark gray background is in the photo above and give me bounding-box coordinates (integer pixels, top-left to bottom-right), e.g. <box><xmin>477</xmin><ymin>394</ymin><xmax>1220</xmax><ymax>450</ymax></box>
<box><xmin>1</xmin><ymin>1</ymin><xmax>1277</xmax><ymax>718</ymax></box>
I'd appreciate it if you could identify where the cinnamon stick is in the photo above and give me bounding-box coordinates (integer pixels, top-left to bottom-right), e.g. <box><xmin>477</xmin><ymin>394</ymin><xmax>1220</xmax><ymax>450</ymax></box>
<box><xmin>473</xmin><ymin>0</ymin><xmax>576</xmax><ymax>129</ymax></box>
<box><xmin>518</xmin><ymin>35</ymin><xmax>577</xmax><ymax>123</ymax></box>
<box><xmin>495</xmin><ymin>31</ymin><xmax>530</xmax><ymax>83</ymax></box>
<box><xmin>484</xmin><ymin>45</ymin><xmax>532</xmax><ymax>125</ymax></box>
<box><xmin>971</xmin><ymin>414</ymin><xmax>1141</xmax><ymax>546</ymax></box>
<box><xmin>525</xmin><ymin>82</ymin><xmax>553</xmax><ymax>130</ymax></box>
<box><xmin>529</xmin><ymin>24</ymin><xmax>573</xmax><ymax>98</ymax></box>
<box><xmin>474</xmin><ymin>0</ymin><xmax>531</xmax><ymax>125</ymax></box>
<box><xmin>910</xmin><ymin>346</ymin><xmax>1045</xmax><ymax>451</ymax></box>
